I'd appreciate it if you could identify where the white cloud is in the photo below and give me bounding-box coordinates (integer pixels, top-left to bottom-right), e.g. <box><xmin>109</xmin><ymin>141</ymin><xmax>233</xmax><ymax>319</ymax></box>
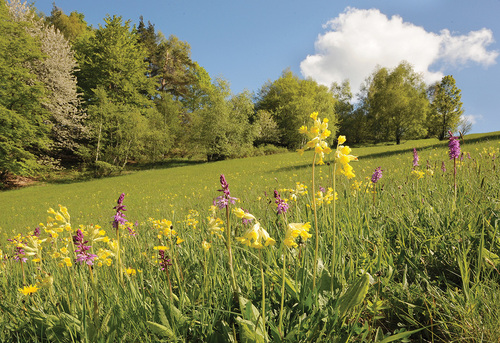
<box><xmin>300</xmin><ymin>7</ymin><xmax>499</xmax><ymax>93</ymax></box>
<box><xmin>462</xmin><ymin>114</ymin><xmax>482</xmax><ymax>125</ymax></box>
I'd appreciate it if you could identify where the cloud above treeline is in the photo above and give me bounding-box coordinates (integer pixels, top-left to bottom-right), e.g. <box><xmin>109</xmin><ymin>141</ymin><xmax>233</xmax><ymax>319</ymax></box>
<box><xmin>300</xmin><ymin>7</ymin><xmax>499</xmax><ymax>93</ymax></box>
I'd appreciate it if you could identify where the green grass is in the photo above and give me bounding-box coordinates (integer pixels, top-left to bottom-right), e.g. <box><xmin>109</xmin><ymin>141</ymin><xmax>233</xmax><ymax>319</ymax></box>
<box><xmin>0</xmin><ymin>131</ymin><xmax>499</xmax><ymax>342</ymax></box>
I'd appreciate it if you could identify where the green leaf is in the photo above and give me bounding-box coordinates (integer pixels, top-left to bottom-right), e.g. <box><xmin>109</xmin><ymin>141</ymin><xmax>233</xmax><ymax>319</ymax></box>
<box><xmin>146</xmin><ymin>321</ymin><xmax>176</xmax><ymax>339</ymax></box>
<box><xmin>376</xmin><ymin>328</ymin><xmax>424</xmax><ymax>343</ymax></box>
<box><xmin>235</xmin><ymin>317</ymin><xmax>265</xmax><ymax>343</ymax></box>
<box><xmin>337</xmin><ymin>273</ymin><xmax>371</xmax><ymax>319</ymax></box>
<box><xmin>482</xmin><ymin>247</ymin><xmax>500</xmax><ymax>268</ymax></box>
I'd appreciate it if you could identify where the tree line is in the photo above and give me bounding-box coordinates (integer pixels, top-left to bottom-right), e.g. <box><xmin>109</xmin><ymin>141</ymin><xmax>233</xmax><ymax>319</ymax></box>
<box><xmin>0</xmin><ymin>0</ymin><xmax>467</xmax><ymax>187</ymax></box>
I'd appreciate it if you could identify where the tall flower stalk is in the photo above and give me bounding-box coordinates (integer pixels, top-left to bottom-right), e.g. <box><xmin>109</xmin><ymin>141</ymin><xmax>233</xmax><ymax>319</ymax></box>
<box><xmin>216</xmin><ymin>174</ymin><xmax>238</xmax><ymax>296</ymax></box>
<box><xmin>448</xmin><ymin>131</ymin><xmax>461</xmax><ymax>203</ymax></box>
<box><xmin>274</xmin><ymin>190</ymin><xmax>289</xmax><ymax>337</ymax></box>
<box><xmin>113</xmin><ymin>193</ymin><xmax>127</xmax><ymax>282</ymax></box>
<box><xmin>298</xmin><ymin>112</ymin><xmax>332</xmax><ymax>289</ymax></box>
<box><xmin>330</xmin><ymin>135</ymin><xmax>357</xmax><ymax>290</ymax></box>
<box><xmin>235</xmin><ymin>209</ymin><xmax>275</xmax><ymax>339</ymax></box>
<box><xmin>371</xmin><ymin>167</ymin><xmax>383</xmax><ymax>205</ymax></box>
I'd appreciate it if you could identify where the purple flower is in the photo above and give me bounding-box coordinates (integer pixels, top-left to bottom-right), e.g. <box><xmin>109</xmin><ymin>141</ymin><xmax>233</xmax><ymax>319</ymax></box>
<box><xmin>215</xmin><ymin>174</ymin><xmax>237</xmax><ymax>209</ymax></box>
<box><xmin>113</xmin><ymin>193</ymin><xmax>127</xmax><ymax>229</ymax></box>
<box><xmin>413</xmin><ymin>148</ymin><xmax>419</xmax><ymax>168</ymax></box>
<box><xmin>371</xmin><ymin>167</ymin><xmax>383</xmax><ymax>184</ymax></box>
<box><xmin>76</xmin><ymin>253</ymin><xmax>98</xmax><ymax>266</ymax></box>
<box><xmin>441</xmin><ymin>161</ymin><xmax>446</xmax><ymax>173</ymax></box>
<box><xmin>72</xmin><ymin>229</ymin><xmax>85</xmax><ymax>244</ymax></box>
<box><xmin>448</xmin><ymin>131</ymin><xmax>461</xmax><ymax>160</ymax></box>
<box><xmin>274</xmin><ymin>190</ymin><xmax>289</xmax><ymax>215</ymax></box>
<box><xmin>158</xmin><ymin>249</ymin><xmax>172</xmax><ymax>271</ymax></box>
<box><xmin>32</xmin><ymin>227</ymin><xmax>40</xmax><ymax>237</ymax></box>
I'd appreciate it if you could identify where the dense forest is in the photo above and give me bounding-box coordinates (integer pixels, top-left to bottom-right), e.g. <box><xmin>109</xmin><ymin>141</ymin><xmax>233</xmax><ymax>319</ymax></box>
<box><xmin>0</xmin><ymin>0</ymin><xmax>469</xmax><ymax>187</ymax></box>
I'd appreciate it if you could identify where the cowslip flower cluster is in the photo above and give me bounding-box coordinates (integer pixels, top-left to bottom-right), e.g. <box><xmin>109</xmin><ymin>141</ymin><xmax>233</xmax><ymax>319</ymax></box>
<box><xmin>274</xmin><ymin>190</ymin><xmax>289</xmax><ymax>215</ymax></box>
<box><xmin>371</xmin><ymin>167</ymin><xmax>383</xmax><ymax>184</ymax></box>
<box><xmin>207</xmin><ymin>206</ymin><xmax>225</xmax><ymax>238</ymax></box>
<box><xmin>284</xmin><ymin>223</ymin><xmax>312</xmax><ymax>248</ymax></box>
<box><xmin>448</xmin><ymin>131</ymin><xmax>461</xmax><ymax>160</ymax></box>
<box><xmin>234</xmin><ymin>208</ymin><xmax>275</xmax><ymax>248</ymax></box>
<box><xmin>113</xmin><ymin>193</ymin><xmax>127</xmax><ymax>229</ymax></box>
<box><xmin>215</xmin><ymin>174</ymin><xmax>238</xmax><ymax>209</ymax></box>
<box><xmin>334</xmin><ymin>135</ymin><xmax>357</xmax><ymax>178</ymax></box>
<box><xmin>411</xmin><ymin>170</ymin><xmax>425</xmax><ymax>180</ymax></box>
<box><xmin>315</xmin><ymin>187</ymin><xmax>337</xmax><ymax>206</ymax></box>
<box><xmin>298</xmin><ymin>112</ymin><xmax>332</xmax><ymax>165</ymax></box>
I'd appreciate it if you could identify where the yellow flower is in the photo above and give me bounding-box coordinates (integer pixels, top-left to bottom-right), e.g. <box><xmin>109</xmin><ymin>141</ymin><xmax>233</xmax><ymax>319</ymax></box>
<box><xmin>298</xmin><ymin>112</ymin><xmax>333</xmax><ymax>164</ymax></box>
<box><xmin>310</xmin><ymin>112</ymin><xmax>319</xmax><ymax>120</ymax></box>
<box><xmin>125</xmin><ymin>267</ymin><xmax>137</xmax><ymax>276</ymax></box>
<box><xmin>296</xmin><ymin>148</ymin><xmax>305</xmax><ymax>156</ymax></box>
<box><xmin>176</xmin><ymin>237</ymin><xmax>185</xmax><ymax>245</ymax></box>
<box><xmin>63</xmin><ymin>257</ymin><xmax>72</xmax><ymax>267</ymax></box>
<box><xmin>154</xmin><ymin>246</ymin><xmax>169</xmax><ymax>251</ymax></box>
<box><xmin>202</xmin><ymin>240</ymin><xmax>212</xmax><ymax>252</ymax></box>
<box><xmin>284</xmin><ymin>223</ymin><xmax>312</xmax><ymax>248</ymax></box>
<box><xmin>299</xmin><ymin>126</ymin><xmax>308</xmax><ymax>134</ymax></box>
<box><xmin>19</xmin><ymin>284</ymin><xmax>39</xmax><ymax>296</ymax></box>
<box><xmin>411</xmin><ymin>170</ymin><xmax>425</xmax><ymax>179</ymax></box>
<box><xmin>233</xmin><ymin>208</ymin><xmax>256</xmax><ymax>221</ymax></box>
<box><xmin>236</xmin><ymin>222</ymin><xmax>276</xmax><ymax>249</ymax></box>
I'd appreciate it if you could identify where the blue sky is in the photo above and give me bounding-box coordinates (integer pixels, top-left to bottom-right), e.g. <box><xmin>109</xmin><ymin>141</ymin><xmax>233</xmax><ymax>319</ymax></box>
<box><xmin>34</xmin><ymin>0</ymin><xmax>500</xmax><ymax>134</ymax></box>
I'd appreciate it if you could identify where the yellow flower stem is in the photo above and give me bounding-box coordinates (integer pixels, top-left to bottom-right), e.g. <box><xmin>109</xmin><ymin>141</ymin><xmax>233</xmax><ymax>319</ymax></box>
<box><xmin>89</xmin><ymin>264</ymin><xmax>99</xmax><ymax>321</ymax></box>
<box><xmin>279</xmin><ymin>248</ymin><xmax>286</xmax><ymax>338</ymax></box>
<box><xmin>312</xmin><ymin>152</ymin><xmax>319</xmax><ymax>290</ymax></box>
<box><xmin>331</xmin><ymin>161</ymin><xmax>337</xmax><ymax>293</ymax></box>
<box><xmin>21</xmin><ymin>260</ymin><xmax>25</xmax><ymax>285</ymax></box>
<box><xmin>116</xmin><ymin>227</ymin><xmax>122</xmax><ymax>284</ymax></box>
<box><xmin>278</xmin><ymin>214</ymin><xmax>289</xmax><ymax>338</ymax></box>
<box><xmin>259</xmin><ymin>249</ymin><xmax>266</xmax><ymax>341</ymax></box>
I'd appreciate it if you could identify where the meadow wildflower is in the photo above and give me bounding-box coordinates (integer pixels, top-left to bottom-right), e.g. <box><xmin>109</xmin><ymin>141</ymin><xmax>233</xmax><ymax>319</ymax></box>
<box><xmin>274</xmin><ymin>190</ymin><xmax>289</xmax><ymax>214</ymax></box>
<box><xmin>73</xmin><ymin>229</ymin><xmax>98</xmax><ymax>266</ymax></box>
<box><xmin>112</xmin><ymin>193</ymin><xmax>127</xmax><ymax>229</ymax></box>
<box><xmin>201</xmin><ymin>240</ymin><xmax>211</xmax><ymax>252</ymax></box>
<box><xmin>215</xmin><ymin>174</ymin><xmax>238</xmax><ymax>209</ymax></box>
<box><xmin>413</xmin><ymin>148</ymin><xmax>419</xmax><ymax>168</ymax></box>
<box><xmin>334</xmin><ymin>143</ymin><xmax>357</xmax><ymax>179</ymax></box>
<box><xmin>19</xmin><ymin>284</ymin><xmax>39</xmax><ymax>296</ymax></box>
<box><xmin>284</xmin><ymin>223</ymin><xmax>312</xmax><ymax>248</ymax></box>
<box><xmin>371</xmin><ymin>167</ymin><xmax>383</xmax><ymax>184</ymax></box>
<box><xmin>448</xmin><ymin>131</ymin><xmax>461</xmax><ymax>159</ymax></box>
<box><xmin>441</xmin><ymin>161</ymin><xmax>446</xmax><ymax>173</ymax></box>
<box><xmin>298</xmin><ymin>112</ymin><xmax>333</xmax><ymax>165</ymax></box>
<box><xmin>411</xmin><ymin>170</ymin><xmax>425</xmax><ymax>180</ymax></box>
<box><xmin>236</xmin><ymin>221</ymin><xmax>276</xmax><ymax>249</ymax></box>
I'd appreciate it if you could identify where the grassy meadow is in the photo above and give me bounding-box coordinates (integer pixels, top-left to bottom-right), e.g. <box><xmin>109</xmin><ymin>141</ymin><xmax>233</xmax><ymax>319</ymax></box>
<box><xmin>1</xmin><ymin>131</ymin><xmax>500</xmax><ymax>342</ymax></box>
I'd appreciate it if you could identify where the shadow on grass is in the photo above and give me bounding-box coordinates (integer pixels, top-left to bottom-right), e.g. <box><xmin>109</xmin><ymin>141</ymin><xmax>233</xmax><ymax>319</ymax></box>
<box><xmin>275</xmin><ymin>132</ymin><xmax>500</xmax><ymax>173</ymax></box>
<box><xmin>44</xmin><ymin>158</ymin><xmax>207</xmax><ymax>185</ymax></box>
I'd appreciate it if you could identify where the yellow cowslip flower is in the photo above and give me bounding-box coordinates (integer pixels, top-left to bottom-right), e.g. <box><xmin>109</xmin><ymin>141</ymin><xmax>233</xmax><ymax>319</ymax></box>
<box><xmin>411</xmin><ymin>170</ymin><xmax>425</xmax><ymax>179</ymax></box>
<box><xmin>284</xmin><ymin>223</ymin><xmax>312</xmax><ymax>248</ymax></box>
<box><xmin>236</xmin><ymin>222</ymin><xmax>276</xmax><ymax>249</ymax></box>
<box><xmin>315</xmin><ymin>188</ymin><xmax>337</xmax><ymax>207</ymax></box>
<box><xmin>334</xmin><ymin>139</ymin><xmax>357</xmax><ymax>179</ymax></box>
<box><xmin>299</xmin><ymin>112</ymin><xmax>333</xmax><ymax>165</ymax></box>
<box><xmin>426</xmin><ymin>169</ymin><xmax>434</xmax><ymax>176</ymax></box>
<box><xmin>338</xmin><ymin>135</ymin><xmax>346</xmax><ymax>144</ymax></box>
<box><xmin>125</xmin><ymin>267</ymin><xmax>137</xmax><ymax>276</ymax></box>
<box><xmin>63</xmin><ymin>257</ymin><xmax>72</xmax><ymax>267</ymax></box>
<box><xmin>207</xmin><ymin>215</ymin><xmax>224</xmax><ymax>237</ymax></box>
<box><xmin>153</xmin><ymin>246</ymin><xmax>169</xmax><ymax>251</ymax></box>
<box><xmin>19</xmin><ymin>284</ymin><xmax>39</xmax><ymax>295</ymax></box>
<box><xmin>176</xmin><ymin>237</ymin><xmax>185</xmax><ymax>245</ymax></box>
<box><xmin>201</xmin><ymin>240</ymin><xmax>212</xmax><ymax>252</ymax></box>
<box><xmin>233</xmin><ymin>208</ymin><xmax>256</xmax><ymax>221</ymax></box>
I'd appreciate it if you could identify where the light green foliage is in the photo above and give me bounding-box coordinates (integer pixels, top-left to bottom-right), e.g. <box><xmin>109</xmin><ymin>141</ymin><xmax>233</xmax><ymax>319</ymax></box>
<box><xmin>0</xmin><ymin>0</ymin><xmax>50</xmax><ymax>184</ymax></box>
<box><xmin>364</xmin><ymin>61</ymin><xmax>429</xmax><ymax>144</ymax></box>
<box><xmin>256</xmin><ymin>69</ymin><xmax>338</xmax><ymax>148</ymax></box>
<box><xmin>427</xmin><ymin>75</ymin><xmax>464</xmax><ymax>140</ymax></box>
<box><xmin>45</xmin><ymin>5</ymin><xmax>91</xmax><ymax>43</ymax></box>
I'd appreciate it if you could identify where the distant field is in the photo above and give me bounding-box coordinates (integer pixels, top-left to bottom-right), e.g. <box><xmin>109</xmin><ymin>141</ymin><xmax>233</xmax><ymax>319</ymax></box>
<box><xmin>1</xmin><ymin>131</ymin><xmax>499</xmax><ymax>233</ymax></box>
